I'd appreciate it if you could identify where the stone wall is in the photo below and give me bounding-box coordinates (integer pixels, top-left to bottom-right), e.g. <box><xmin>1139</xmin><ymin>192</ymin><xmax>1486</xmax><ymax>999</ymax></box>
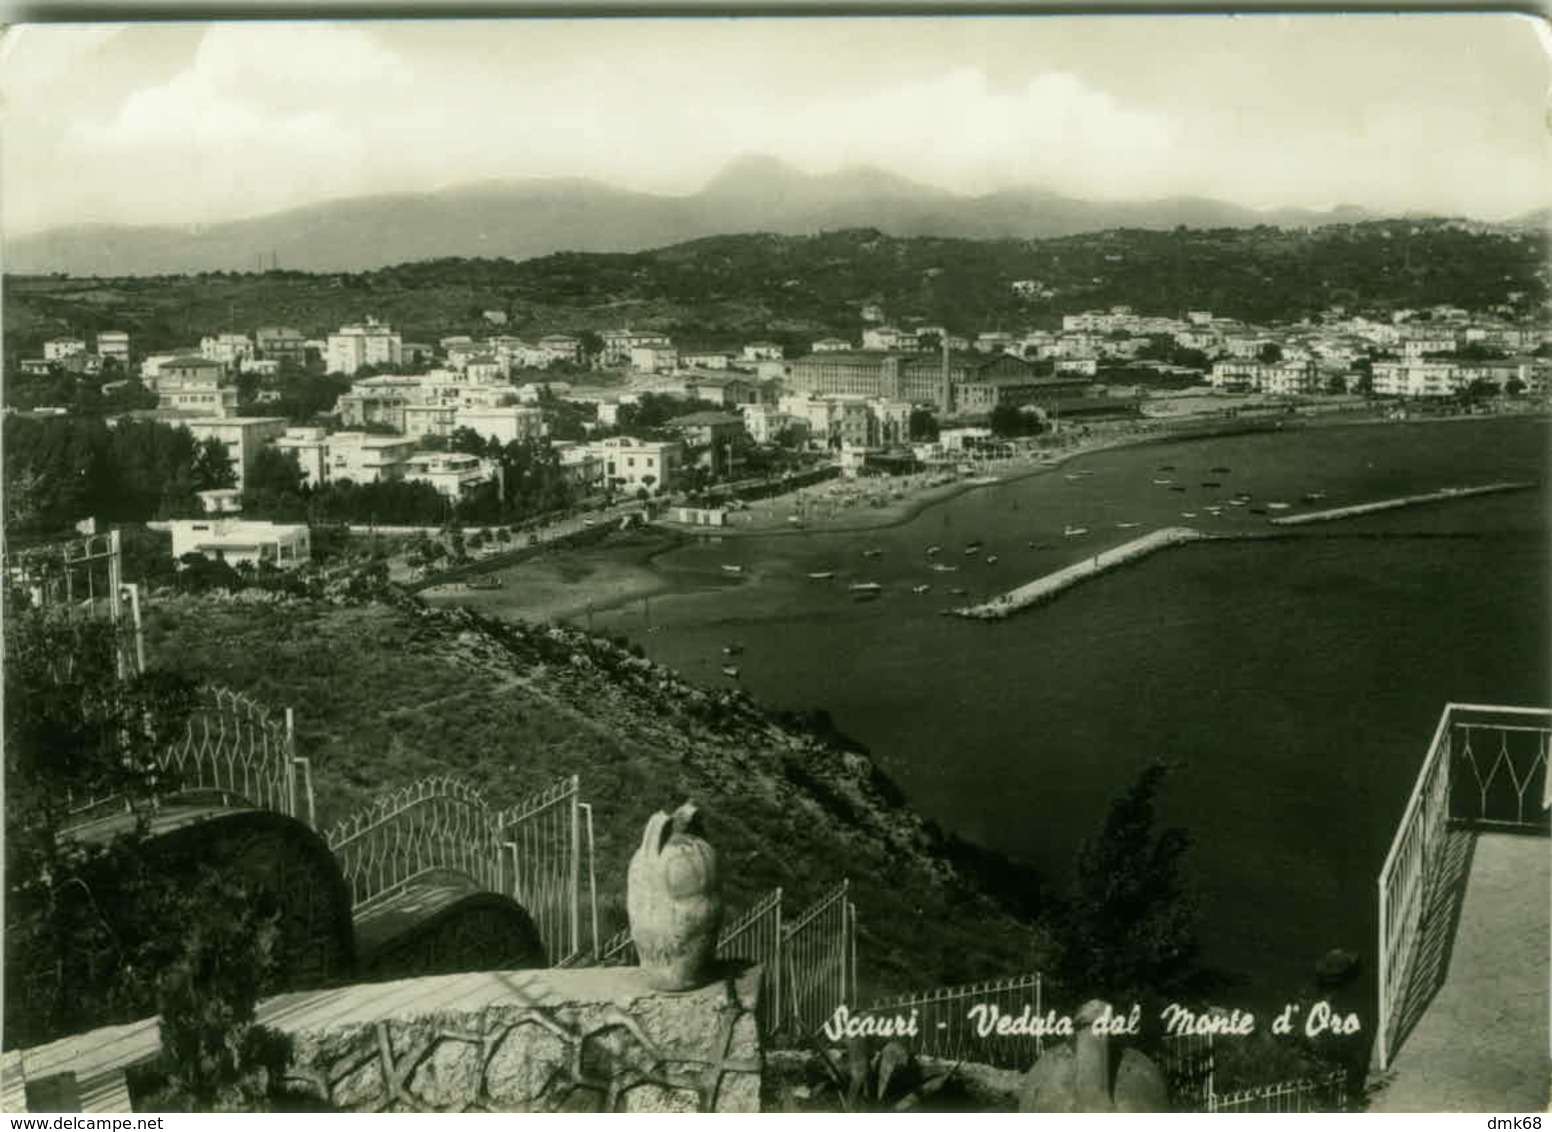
<box><xmin>274</xmin><ymin>964</ymin><xmax>763</xmax><ymax>1112</ymax></box>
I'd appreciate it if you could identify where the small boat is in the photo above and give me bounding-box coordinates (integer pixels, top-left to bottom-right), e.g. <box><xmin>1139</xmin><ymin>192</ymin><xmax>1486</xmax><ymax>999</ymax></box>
<box><xmin>722</xmin><ymin>644</ymin><xmax>744</xmax><ymax>656</ymax></box>
<box><xmin>1116</xmin><ymin>522</ymin><xmax>1140</xmax><ymax>529</ymax></box>
<box><xmin>947</xmin><ymin>586</ymin><xmax>968</xmax><ymax>595</ymax></box>
<box><xmin>721</xmin><ymin>665</ymin><xmax>740</xmax><ymax>678</ymax></box>
<box><xmin>807</xmin><ymin>571</ymin><xmax>835</xmax><ymax>580</ymax></box>
<box><xmin>1064</xmin><ymin>525</ymin><xmax>1089</xmax><ymax>537</ymax></box>
<box><xmin>1152</xmin><ymin>478</ymin><xmax>1173</xmax><ymax>486</ymax></box>
<box><xmin>1301</xmin><ymin>492</ymin><xmax>1327</xmax><ymax>503</ymax></box>
<box><xmin>931</xmin><ymin>563</ymin><xmax>960</xmax><ymax>573</ymax></box>
<box><xmin>1267</xmin><ymin>502</ymin><xmax>1292</xmax><ymax>511</ymax></box>
<box><xmin>721</xmin><ymin>564</ymin><xmax>744</xmax><ymax>574</ymax></box>
<box><xmin>1064</xmin><ymin>474</ymin><xmax>1083</xmax><ymax>482</ymax></box>
<box><xmin>986</xmin><ymin>555</ymin><xmax>999</xmax><ymax>564</ymax></box>
<box><xmin>1229</xmin><ymin>499</ymin><xmax>1249</xmax><ymax>507</ymax></box>
<box><xmin>862</xmin><ymin>548</ymin><xmax>883</xmax><ymax>558</ymax></box>
<box><xmin>1204</xmin><ymin>506</ymin><xmax>1224</xmax><ymax>514</ymax></box>
<box><xmin>849</xmin><ymin>581</ymin><xmax>883</xmax><ymax>593</ymax></box>
<box><xmin>1181</xmin><ymin>512</ymin><xmax>1197</xmax><ymax>519</ymax></box>
<box><xmin>912</xmin><ymin>584</ymin><xmax>931</xmax><ymax>594</ymax></box>
<box><xmin>466</xmin><ymin>576</ymin><xmax>503</xmax><ymax>590</ymax></box>
<box><xmin>926</xmin><ymin>545</ymin><xmax>942</xmax><ymax>556</ymax></box>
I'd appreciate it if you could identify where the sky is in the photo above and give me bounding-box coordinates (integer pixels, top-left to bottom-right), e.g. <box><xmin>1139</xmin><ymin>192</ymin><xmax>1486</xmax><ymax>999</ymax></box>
<box><xmin>1</xmin><ymin>14</ymin><xmax>1550</xmax><ymax>236</ymax></box>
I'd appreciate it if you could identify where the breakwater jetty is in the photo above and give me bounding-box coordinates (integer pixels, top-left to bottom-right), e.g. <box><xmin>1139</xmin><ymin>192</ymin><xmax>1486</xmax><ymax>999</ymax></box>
<box><xmin>952</xmin><ymin>527</ymin><xmax>1210</xmax><ymax>620</ymax></box>
<box><xmin>1268</xmin><ymin>482</ymin><xmax>1533</xmax><ymax>526</ymax></box>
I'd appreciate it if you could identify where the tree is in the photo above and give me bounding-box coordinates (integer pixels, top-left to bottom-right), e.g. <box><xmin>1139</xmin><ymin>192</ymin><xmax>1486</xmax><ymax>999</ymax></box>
<box><xmin>1325</xmin><ymin>374</ymin><xmax>1348</xmax><ymax>395</ymax></box>
<box><xmin>989</xmin><ymin>403</ymin><xmax>1042</xmax><ymax>438</ymax></box>
<box><xmin>1057</xmin><ymin>762</ymin><xmax>1204</xmax><ymax>1004</ymax></box>
<box><xmin>1256</xmin><ymin>342</ymin><xmax>1284</xmax><ymax>364</ymax></box>
<box><xmin>908</xmin><ymin>408</ymin><xmax>939</xmax><ymax>442</ymax></box>
<box><xmin>1506</xmin><ymin>377</ymin><xmax>1526</xmax><ymax>395</ymax></box>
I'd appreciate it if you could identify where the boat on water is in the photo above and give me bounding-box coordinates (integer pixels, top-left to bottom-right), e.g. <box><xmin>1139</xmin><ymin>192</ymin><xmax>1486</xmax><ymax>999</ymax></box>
<box><xmin>1267</xmin><ymin>502</ymin><xmax>1292</xmax><ymax>511</ymax></box>
<box><xmin>849</xmin><ymin>581</ymin><xmax>883</xmax><ymax>593</ymax></box>
<box><xmin>986</xmin><ymin>555</ymin><xmax>999</xmax><ymax>564</ymax></box>
<box><xmin>862</xmin><ymin>548</ymin><xmax>883</xmax><ymax>558</ymax></box>
<box><xmin>466</xmin><ymin>576</ymin><xmax>503</xmax><ymax>590</ymax></box>
<box><xmin>1152</xmin><ymin>478</ymin><xmax>1173</xmax><ymax>486</ymax></box>
<box><xmin>931</xmin><ymin>563</ymin><xmax>960</xmax><ymax>573</ymax></box>
<box><xmin>947</xmin><ymin>587</ymin><xmax>968</xmax><ymax>595</ymax></box>
<box><xmin>1116</xmin><ymin>521</ymin><xmax>1140</xmax><ymax>529</ymax></box>
<box><xmin>912</xmin><ymin>584</ymin><xmax>931</xmax><ymax>594</ymax></box>
<box><xmin>1204</xmin><ymin>506</ymin><xmax>1224</xmax><ymax>514</ymax></box>
<box><xmin>1064</xmin><ymin>525</ymin><xmax>1089</xmax><ymax>537</ymax></box>
<box><xmin>1181</xmin><ymin>512</ymin><xmax>1197</xmax><ymax>519</ymax></box>
<box><xmin>721</xmin><ymin>665</ymin><xmax>740</xmax><ymax>678</ymax></box>
<box><xmin>1229</xmin><ymin>499</ymin><xmax>1249</xmax><ymax>507</ymax></box>
<box><xmin>1301</xmin><ymin>492</ymin><xmax>1328</xmax><ymax>503</ymax></box>
<box><xmin>721</xmin><ymin>564</ymin><xmax>744</xmax><ymax>574</ymax></box>
<box><xmin>807</xmin><ymin>571</ymin><xmax>835</xmax><ymax>580</ymax></box>
<box><xmin>926</xmin><ymin>545</ymin><xmax>942</xmax><ymax>556</ymax></box>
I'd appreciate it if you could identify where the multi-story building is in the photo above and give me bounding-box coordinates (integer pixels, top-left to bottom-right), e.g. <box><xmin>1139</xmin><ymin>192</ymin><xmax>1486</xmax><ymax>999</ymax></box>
<box><xmin>255</xmin><ymin>327</ymin><xmax>307</xmax><ymax>368</ymax></box>
<box><xmin>324</xmin><ymin>432</ymin><xmax>418</xmax><ymax>484</ymax></box>
<box><xmin>271</xmin><ymin>428</ymin><xmax>332</xmax><ymax>488</ymax></box>
<box><xmin>600</xmin><ymin>330</ymin><xmax>671</xmax><ymax>366</ymax></box>
<box><xmin>326</xmin><ymin>318</ymin><xmax>402</xmax><ymax>376</ymax></box>
<box><xmin>403</xmin><ymin>452</ymin><xmax>501</xmax><ymax>501</ymax></box>
<box><xmin>185</xmin><ymin>417</ymin><xmax>288</xmax><ymax>488</ymax></box>
<box><xmin>784</xmin><ymin>350</ymin><xmax>1081</xmax><ymax>414</ymax></box>
<box><xmin>451</xmin><ymin>405</ymin><xmax>546</xmax><ymax>446</ymax></box>
<box><xmin>586</xmin><ymin>436</ymin><xmax>683</xmax><ymax>493</ymax></box>
<box><xmin>167</xmin><ymin>519</ymin><xmax>310</xmax><ymax>571</ymax></box>
<box><xmin>811</xmin><ymin>337</ymin><xmax>853</xmax><ymax>354</ymax></box>
<box><xmin>664</xmin><ymin>411</ymin><xmax>746</xmax><ymax>475</ymax></box>
<box><xmin>861</xmin><ymin>326</ymin><xmax>919</xmax><ymax>352</ymax></box>
<box><xmin>1371</xmin><ymin>361</ymin><xmax>1459</xmax><ymax>398</ymax></box>
<box><xmin>742</xmin><ymin>341</ymin><xmax>784</xmax><ymax>361</ymax></box>
<box><xmin>153</xmin><ymin>357</ymin><xmax>237</xmax><ymax>416</ymax></box>
<box><xmin>554</xmin><ymin>442</ymin><xmax>606</xmax><ymax>494</ymax></box>
<box><xmin>96</xmin><ymin>331</ymin><xmax>130</xmax><ymax>367</ymax></box>
<box><xmin>200</xmin><ymin>333</ymin><xmax>254</xmax><ymax>369</ymax></box>
<box><xmin>1209</xmin><ymin>360</ymin><xmax>1318</xmax><ymax>395</ymax></box>
<box><xmin>1401</xmin><ymin>335</ymin><xmax>1461</xmax><ymax>361</ymax></box>
<box><xmin>685</xmin><ymin>374</ymin><xmax>764</xmax><ymax>407</ymax></box>
<box><xmin>680</xmin><ymin>351</ymin><xmax>734</xmax><ymax>370</ymax></box>
<box><xmin>335</xmin><ymin>373</ymin><xmax>423</xmax><ymax>431</ymax></box>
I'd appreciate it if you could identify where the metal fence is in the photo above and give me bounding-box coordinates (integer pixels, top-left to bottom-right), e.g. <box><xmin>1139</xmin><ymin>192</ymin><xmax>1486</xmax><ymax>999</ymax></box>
<box><xmin>865</xmin><ymin>973</ymin><xmax>1044</xmax><ymax>1070</ymax></box>
<box><xmin>1158</xmin><ymin>1032</ymin><xmax>1216</xmax><ymax>1112</ymax></box>
<box><xmin>6</xmin><ymin>530</ymin><xmax>145</xmax><ymax>678</ymax></box>
<box><xmin>498</xmin><ymin>776</ymin><xmax>584</xmax><ymax>965</ymax></box>
<box><xmin>162</xmin><ymin>684</ymin><xmax>316</xmax><ymax>825</ymax></box>
<box><xmin>325</xmin><ymin>776</ymin><xmax>505</xmax><ymax>910</ymax></box>
<box><xmin>1207</xmin><ymin>1069</ymin><xmax>1347</xmax><ymax>1113</ymax></box>
<box><xmin>778</xmin><ymin>879</ymin><xmax>857</xmax><ymax>1041</ymax></box>
<box><xmin>1376</xmin><ymin>703</ymin><xmax>1552</xmax><ymax>1070</ymax></box>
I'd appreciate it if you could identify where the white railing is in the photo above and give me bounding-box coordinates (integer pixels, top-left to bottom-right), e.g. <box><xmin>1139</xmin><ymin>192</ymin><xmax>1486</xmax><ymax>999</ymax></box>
<box><xmin>1208</xmin><ymin>1069</ymin><xmax>1347</xmax><ymax>1113</ymax></box>
<box><xmin>162</xmin><ymin>685</ymin><xmax>314</xmax><ymax>825</ymax></box>
<box><xmin>498</xmin><ymin>776</ymin><xmax>584</xmax><ymax>965</ymax></box>
<box><xmin>866</xmin><ymin>972</ymin><xmax>1044</xmax><ymax>1069</ymax></box>
<box><xmin>1376</xmin><ymin>702</ymin><xmax>1552</xmax><ymax>1070</ymax></box>
<box><xmin>325</xmin><ymin>776</ymin><xmax>505</xmax><ymax>911</ymax></box>
<box><xmin>779</xmin><ymin>879</ymin><xmax>857</xmax><ymax>1041</ymax></box>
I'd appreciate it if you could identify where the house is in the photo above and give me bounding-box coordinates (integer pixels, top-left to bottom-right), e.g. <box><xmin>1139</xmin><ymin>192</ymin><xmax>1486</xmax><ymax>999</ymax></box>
<box><xmin>742</xmin><ymin>342</ymin><xmax>784</xmax><ymax>362</ymax></box>
<box><xmin>684</xmin><ymin>374</ymin><xmax>763</xmax><ymax>408</ymax></box>
<box><xmin>1209</xmin><ymin>360</ymin><xmax>1319</xmax><ymax>395</ymax></box>
<box><xmin>326</xmin><ymin>318</ymin><xmax>402</xmax><ymax>376</ymax></box>
<box><xmin>323</xmin><ymin>432</ymin><xmax>418</xmax><ymax>484</ymax></box>
<box><xmin>811</xmin><ymin>337</ymin><xmax>853</xmax><ymax>354</ymax></box>
<box><xmin>554</xmin><ymin>442</ymin><xmax>605</xmax><ymax>493</ymax></box>
<box><xmin>680</xmin><ymin>351</ymin><xmax>733</xmax><ymax>371</ymax></box>
<box><xmin>630</xmin><ymin>344</ymin><xmax>679</xmax><ymax>374</ymax></box>
<box><xmin>861</xmin><ymin>326</ymin><xmax>918</xmax><ymax>352</ymax></box>
<box><xmin>451</xmin><ymin>405</ymin><xmax>546</xmax><ymax>446</ymax></box>
<box><xmin>200</xmin><ymin>333</ymin><xmax>254</xmax><ymax>368</ymax></box>
<box><xmin>483</xmin><ymin>310</ymin><xmax>508</xmax><ymax>325</ymax></box>
<box><xmin>404</xmin><ymin>452</ymin><xmax>501</xmax><ymax>500</ymax></box>
<box><xmin>537</xmin><ymin>335</ymin><xmax>583</xmax><ymax>365</ymax></box>
<box><xmin>270</xmin><ymin>428</ymin><xmax>332</xmax><ymax>488</ymax></box>
<box><xmin>184</xmin><ymin>417</ymin><xmax>288</xmax><ymax>488</ymax></box>
<box><xmin>586</xmin><ymin>435</ymin><xmax>683</xmax><ymax>493</ymax></box>
<box><xmin>167</xmin><ymin>519</ymin><xmax>310</xmax><ymax>571</ymax></box>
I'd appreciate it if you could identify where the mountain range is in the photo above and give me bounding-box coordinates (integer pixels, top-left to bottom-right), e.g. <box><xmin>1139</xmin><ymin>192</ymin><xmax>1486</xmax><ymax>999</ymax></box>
<box><xmin>3</xmin><ymin>154</ymin><xmax>1522</xmax><ymax>277</ymax></box>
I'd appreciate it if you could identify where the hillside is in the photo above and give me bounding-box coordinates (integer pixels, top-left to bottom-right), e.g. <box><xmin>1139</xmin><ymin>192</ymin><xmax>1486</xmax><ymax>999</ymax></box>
<box><xmin>139</xmin><ymin>590</ymin><xmax>1052</xmax><ymax>999</ymax></box>
<box><xmin>6</xmin><ymin>221</ymin><xmax>1547</xmax><ymax>363</ymax></box>
<box><xmin>4</xmin><ymin>156</ymin><xmax>1391</xmax><ymax>276</ymax></box>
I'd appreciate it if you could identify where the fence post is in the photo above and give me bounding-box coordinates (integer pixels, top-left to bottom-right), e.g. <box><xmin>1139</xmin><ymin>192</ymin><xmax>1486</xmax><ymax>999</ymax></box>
<box><xmin>579</xmin><ymin>801</ymin><xmax>599</xmax><ymax>959</ymax></box>
<box><xmin>568</xmin><ymin>775</ymin><xmax>581</xmax><ymax>960</ymax></box>
<box><xmin>771</xmin><ymin>888</ymin><xmax>783</xmax><ymax>1037</ymax></box>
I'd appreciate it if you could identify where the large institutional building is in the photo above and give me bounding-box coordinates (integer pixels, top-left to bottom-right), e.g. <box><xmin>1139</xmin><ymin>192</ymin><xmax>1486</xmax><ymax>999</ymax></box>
<box><xmin>781</xmin><ymin>351</ymin><xmax>1090</xmax><ymax>414</ymax></box>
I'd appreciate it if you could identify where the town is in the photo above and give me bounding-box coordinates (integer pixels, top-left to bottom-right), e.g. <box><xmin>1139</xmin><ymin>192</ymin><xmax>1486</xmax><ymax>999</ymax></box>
<box><xmin>8</xmin><ymin>287</ymin><xmax>1549</xmax><ymax>579</ymax></box>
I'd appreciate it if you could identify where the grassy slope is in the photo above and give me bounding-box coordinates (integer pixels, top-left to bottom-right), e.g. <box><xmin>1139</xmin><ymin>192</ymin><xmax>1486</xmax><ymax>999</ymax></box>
<box><xmin>142</xmin><ymin>592</ymin><xmax>1052</xmax><ymax>999</ymax></box>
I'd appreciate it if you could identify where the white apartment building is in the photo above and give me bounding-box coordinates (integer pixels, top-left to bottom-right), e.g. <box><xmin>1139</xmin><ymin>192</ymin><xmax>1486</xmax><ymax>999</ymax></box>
<box><xmin>185</xmin><ymin>417</ymin><xmax>288</xmax><ymax>488</ymax></box>
<box><xmin>600</xmin><ymin>330</ymin><xmax>671</xmax><ymax>366</ymax></box>
<box><xmin>1209</xmin><ymin>361</ymin><xmax>1318</xmax><ymax>395</ymax></box>
<box><xmin>271</xmin><ymin>428</ymin><xmax>331</xmax><ymax>488</ymax></box>
<box><xmin>1372</xmin><ymin>361</ymin><xmax>1458</xmax><ymax>398</ymax></box>
<box><xmin>168</xmin><ymin>519</ymin><xmax>310</xmax><ymax>571</ymax></box>
<box><xmin>44</xmin><ymin>338</ymin><xmax>87</xmax><ymax>361</ymax></box>
<box><xmin>404</xmin><ymin>452</ymin><xmax>501</xmax><ymax>500</ymax></box>
<box><xmin>454</xmin><ymin>405</ymin><xmax>546</xmax><ymax>446</ymax></box>
<box><xmin>327</xmin><ymin>318</ymin><xmax>403</xmax><ymax>376</ymax></box>
<box><xmin>630</xmin><ymin>344</ymin><xmax>679</xmax><ymax>373</ymax></box>
<box><xmin>324</xmin><ymin>432</ymin><xmax>418</xmax><ymax>484</ymax></box>
<box><xmin>96</xmin><ymin>331</ymin><xmax>131</xmax><ymax>366</ymax></box>
<box><xmin>587</xmin><ymin>435</ymin><xmax>683</xmax><ymax>492</ymax></box>
<box><xmin>742</xmin><ymin>341</ymin><xmax>784</xmax><ymax>361</ymax></box>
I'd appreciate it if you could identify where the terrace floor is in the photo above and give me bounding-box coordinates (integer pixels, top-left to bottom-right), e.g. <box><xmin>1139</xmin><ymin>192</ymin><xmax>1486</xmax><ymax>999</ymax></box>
<box><xmin>1368</xmin><ymin>831</ymin><xmax>1549</xmax><ymax>1113</ymax></box>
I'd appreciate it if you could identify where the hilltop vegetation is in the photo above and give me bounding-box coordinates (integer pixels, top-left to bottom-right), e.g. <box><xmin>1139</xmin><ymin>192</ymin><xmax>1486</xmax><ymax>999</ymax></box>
<box><xmin>140</xmin><ymin>590</ymin><xmax>1054</xmax><ymax>999</ymax></box>
<box><xmin>6</xmin><ymin>221</ymin><xmax>1546</xmax><ymax>364</ymax></box>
